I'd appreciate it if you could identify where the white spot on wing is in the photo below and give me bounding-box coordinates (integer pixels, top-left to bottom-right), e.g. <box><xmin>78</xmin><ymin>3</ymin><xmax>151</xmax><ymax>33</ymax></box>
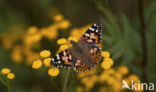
<box><xmin>56</xmin><ymin>54</ymin><xmax>60</xmax><ymax>60</ymax></box>
<box><xmin>89</xmin><ymin>27</ymin><xmax>94</xmax><ymax>31</ymax></box>
<box><xmin>58</xmin><ymin>61</ymin><xmax>61</xmax><ymax>63</ymax></box>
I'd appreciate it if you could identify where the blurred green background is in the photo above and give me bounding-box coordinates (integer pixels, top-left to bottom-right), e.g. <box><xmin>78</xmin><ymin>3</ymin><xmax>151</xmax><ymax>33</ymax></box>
<box><xmin>0</xmin><ymin>0</ymin><xmax>156</xmax><ymax>92</ymax></box>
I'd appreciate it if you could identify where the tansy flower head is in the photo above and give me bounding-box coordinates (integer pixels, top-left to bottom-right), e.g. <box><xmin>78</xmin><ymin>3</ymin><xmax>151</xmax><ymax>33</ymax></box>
<box><xmin>58</xmin><ymin>20</ymin><xmax>70</xmax><ymax>29</ymax></box>
<box><xmin>102</xmin><ymin>51</ymin><xmax>110</xmax><ymax>58</ymax></box>
<box><xmin>32</xmin><ymin>60</ymin><xmax>42</xmax><ymax>69</ymax></box>
<box><xmin>101</xmin><ymin>61</ymin><xmax>111</xmax><ymax>69</ymax></box>
<box><xmin>48</xmin><ymin>67</ymin><xmax>59</xmax><ymax>77</ymax></box>
<box><xmin>43</xmin><ymin>58</ymin><xmax>51</xmax><ymax>67</ymax></box>
<box><xmin>40</xmin><ymin>50</ymin><xmax>51</xmax><ymax>58</ymax></box>
<box><xmin>103</xmin><ymin>58</ymin><xmax>114</xmax><ymax>66</ymax></box>
<box><xmin>129</xmin><ymin>74</ymin><xmax>139</xmax><ymax>82</ymax></box>
<box><xmin>53</xmin><ymin>14</ymin><xmax>64</xmax><ymax>22</ymax></box>
<box><xmin>7</xmin><ymin>73</ymin><xmax>15</xmax><ymax>80</ymax></box>
<box><xmin>57</xmin><ymin>38</ymin><xmax>68</xmax><ymax>45</ymax></box>
<box><xmin>117</xmin><ymin>66</ymin><xmax>129</xmax><ymax>75</ymax></box>
<box><xmin>58</xmin><ymin>44</ymin><xmax>72</xmax><ymax>53</ymax></box>
<box><xmin>27</xmin><ymin>26</ymin><xmax>38</xmax><ymax>35</ymax></box>
<box><xmin>1</xmin><ymin>68</ymin><xmax>10</xmax><ymax>75</ymax></box>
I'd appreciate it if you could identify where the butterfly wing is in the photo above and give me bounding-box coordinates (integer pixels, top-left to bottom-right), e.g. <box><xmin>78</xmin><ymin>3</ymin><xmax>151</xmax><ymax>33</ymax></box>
<box><xmin>50</xmin><ymin>49</ymin><xmax>73</xmax><ymax>68</ymax></box>
<box><xmin>73</xmin><ymin>57</ymin><xmax>91</xmax><ymax>72</ymax></box>
<box><xmin>89</xmin><ymin>45</ymin><xmax>102</xmax><ymax>65</ymax></box>
<box><xmin>73</xmin><ymin>45</ymin><xmax>102</xmax><ymax>72</ymax></box>
<box><xmin>81</xmin><ymin>23</ymin><xmax>102</xmax><ymax>44</ymax></box>
<box><xmin>73</xmin><ymin>23</ymin><xmax>102</xmax><ymax>72</ymax></box>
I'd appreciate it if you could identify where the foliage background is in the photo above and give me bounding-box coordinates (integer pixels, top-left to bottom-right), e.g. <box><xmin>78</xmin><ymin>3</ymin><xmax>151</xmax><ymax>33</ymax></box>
<box><xmin>0</xmin><ymin>0</ymin><xmax>156</xmax><ymax>92</ymax></box>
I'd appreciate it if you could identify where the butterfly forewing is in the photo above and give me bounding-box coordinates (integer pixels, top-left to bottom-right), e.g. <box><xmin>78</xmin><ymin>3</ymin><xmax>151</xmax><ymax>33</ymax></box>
<box><xmin>81</xmin><ymin>23</ymin><xmax>102</xmax><ymax>44</ymax></box>
<box><xmin>51</xmin><ymin>49</ymin><xmax>73</xmax><ymax>68</ymax></box>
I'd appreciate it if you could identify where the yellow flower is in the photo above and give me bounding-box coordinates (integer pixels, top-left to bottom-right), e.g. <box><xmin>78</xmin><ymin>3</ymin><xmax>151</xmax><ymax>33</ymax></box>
<box><xmin>53</xmin><ymin>14</ymin><xmax>64</xmax><ymax>22</ymax></box>
<box><xmin>99</xmin><ymin>72</ymin><xmax>109</xmax><ymax>82</ymax></box>
<box><xmin>1</xmin><ymin>36</ymin><xmax>15</xmax><ymax>50</ymax></box>
<box><xmin>101</xmin><ymin>61</ymin><xmax>111</xmax><ymax>69</ymax></box>
<box><xmin>107</xmin><ymin>76</ymin><xmax>116</xmax><ymax>85</ymax></box>
<box><xmin>43</xmin><ymin>58</ymin><xmax>51</xmax><ymax>67</ymax></box>
<box><xmin>40</xmin><ymin>24</ymin><xmax>58</xmax><ymax>40</ymax></box>
<box><xmin>32</xmin><ymin>60</ymin><xmax>42</xmax><ymax>69</ymax></box>
<box><xmin>129</xmin><ymin>74</ymin><xmax>139</xmax><ymax>82</ymax></box>
<box><xmin>40</xmin><ymin>50</ymin><xmax>51</xmax><ymax>58</ymax></box>
<box><xmin>112</xmin><ymin>82</ymin><xmax>121</xmax><ymax>91</ymax></box>
<box><xmin>31</xmin><ymin>33</ymin><xmax>42</xmax><ymax>43</ymax></box>
<box><xmin>10</xmin><ymin>45</ymin><xmax>23</xmax><ymax>63</ymax></box>
<box><xmin>27</xmin><ymin>26</ymin><xmax>38</xmax><ymax>35</ymax></box>
<box><xmin>59</xmin><ymin>20</ymin><xmax>70</xmax><ymax>29</ymax></box>
<box><xmin>102</xmin><ymin>51</ymin><xmax>110</xmax><ymax>58</ymax></box>
<box><xmin>81</xmin><ymin>77</ymin><xmax>94</xmax><ymax>88</ymax></box>
<box><xmin>1</xmin><ymin>68</ymin><xmax>10</xmax><ymax>75</ymax></box>
<box><xmin>7</xmin><ymin>73</ymin><xmax>15</xmax><ymax>80</ymax></box>
<box><xmin>48</xmin><ymin>67</ymin><xmax>59</xmax><ymax>76</ymax></box>
<box><xmin>70</xmin><ymin>28</ymin><xmax>82</xmax><ymax>40</ymax></box>
<box><xmin>117</xmin><ymin>66</ymin><xmax>129</xmax><ymax>75</ymax></box>
<box><xmin>57</xmin><ymin>38</ymin><xmax>68</xmax><ymax>45</ymax></box>
<box><xmin>58</xmin><ymin>44</ymin><xmax>72</xmax><ymax>52</ymax></box>
<box><xmin>81</xmin><ymin>77</ymin><xmax>90</xmax><ymax>84</ymax></box>
<box><xmin>103</xmin><ymin>58</ymin><xmax>114</xmax><ymax>66</ymax></box>
<box><xmin>114</xmin><ymin>72</ymin><xmax>122</xmax><ymax>80</ymax></box>
<box><xmin>90</xmin><ymin>75</ymin><xmax>98</xmax><ymax>83</ymax></box>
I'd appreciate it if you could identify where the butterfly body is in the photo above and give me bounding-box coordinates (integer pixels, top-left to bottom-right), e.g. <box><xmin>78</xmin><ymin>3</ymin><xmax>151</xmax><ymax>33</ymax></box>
<box><xmin>51</xmin><ymin>23</ymin><xmax>103</xmax><ymax>72</ymax></box>
<box><xmin>70</xmin><ymin>40</ymin><xmax>94</xmax><ymax>67</ymax></box>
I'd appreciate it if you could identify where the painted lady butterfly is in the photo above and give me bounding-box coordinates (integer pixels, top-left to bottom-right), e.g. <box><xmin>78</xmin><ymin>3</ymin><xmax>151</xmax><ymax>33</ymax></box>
<box><xmin>51</xmin><ymin>23</ymin><xmax>102</xmax><ymax>72</ymax></box>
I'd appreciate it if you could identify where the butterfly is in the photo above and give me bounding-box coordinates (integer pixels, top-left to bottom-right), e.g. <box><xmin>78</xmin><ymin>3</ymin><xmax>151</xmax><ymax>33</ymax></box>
<box><xmin>50</xmin><ymin>23</ymin><xmax>102</xmax><ymax>72</ymax></box>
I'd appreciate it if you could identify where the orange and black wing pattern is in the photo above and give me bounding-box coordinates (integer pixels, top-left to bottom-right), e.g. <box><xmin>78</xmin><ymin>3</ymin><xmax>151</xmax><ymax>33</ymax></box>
<box><xmin>81</xmin><ymin>23</ymin><xmax>102</xmax><ymax>44</ymax></box>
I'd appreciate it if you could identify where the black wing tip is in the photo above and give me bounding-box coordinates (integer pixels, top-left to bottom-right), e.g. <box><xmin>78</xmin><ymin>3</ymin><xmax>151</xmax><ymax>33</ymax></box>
<box><xmin>93</xmin><ymin>22</ymin><xmax>103</xmax><ymax>29</ymax></box>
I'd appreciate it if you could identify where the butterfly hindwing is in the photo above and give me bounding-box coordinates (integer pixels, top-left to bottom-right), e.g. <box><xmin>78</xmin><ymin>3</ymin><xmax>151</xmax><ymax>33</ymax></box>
<box><xmin>73</xmin><ymin>45</ymin><xmax>102</xmax><ymax>72</ymax></box>
<box><xmin>73</xmin><ymin>57</ymin><xmax>91</xmax><ymax>72</ymax></box>
<box><xmin>89</xmin><ymin>45</ymin><xmax>102</xmax><ymax>65</ymax></box>
<box><xmin>50</xmin><ymin>49</ymin><xmax>73</xmax><ymax>68</ymax></box>
<box><xmin>82</xmin><ymin>23</ymin><xmax>102</xmax><ymax>44</ymax></box>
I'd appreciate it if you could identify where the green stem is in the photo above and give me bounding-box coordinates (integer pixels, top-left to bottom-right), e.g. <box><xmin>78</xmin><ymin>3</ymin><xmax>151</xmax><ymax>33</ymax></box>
<box><xmin>138</xmin><ymin>0</ymin><xmax>149</xmax><ymax>84</ymax></box>
<box><xmin>62</xmin><ymin>69</ymin><xmax>71</xmax><ymax>92</ymax></box>
<box><xmin>7</xmin><ymin>80</ymin><xmax>11</xmax><ymax>92</ymax></box>
<box><xmin>7</xmin><ymin>84</ymin><xmax>11</xmax><ymax>92</ymax></box>
<box><xmin>50</xmin><ymin>78</ymin><xmax>60</xmax><ymax>92</ymax></box>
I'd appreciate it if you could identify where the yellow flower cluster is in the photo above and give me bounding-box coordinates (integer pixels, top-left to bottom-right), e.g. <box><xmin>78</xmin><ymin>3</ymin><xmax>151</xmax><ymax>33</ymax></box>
<box><xmin>32</xmin><ymin>50</ymin><xmax>51</xmax><ymax>69</ymax></box>
<box><xmin>77</xmin><ymin>66</ymin><xmax>141</xmax><ymax>92</ymax></box>
<box><xmin>56</xmin><ymin>37</ymin><xmax>73</xmax><ymax>53</ymax></box>
<box><xmin>101</xmin><ymin>51</ymin><xmax>114</xmax><ymax>69</ymax></box>
<box><xmin>32</xmin><ymin>50</ymin><xmax>60</xmax><ymax>77</ymax></box>
<box><xmin>0</xmin><ymin>14</ymin><xmax>71</xmax><ymax>66</ymax></box>
<box><xmin>1</xmin><ymin>68</ymin><xmax>15</xmax><ymax>80</ymax></box>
